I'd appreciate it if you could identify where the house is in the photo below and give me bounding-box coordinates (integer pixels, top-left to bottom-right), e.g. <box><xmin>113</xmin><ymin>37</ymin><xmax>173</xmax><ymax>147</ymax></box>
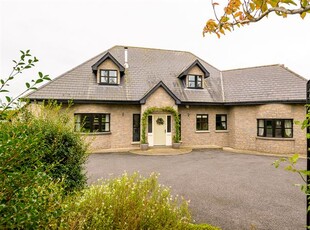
<box><xmin>27</xmin><ymin>46</ymin><xmax>307</xmax><ymax>154</ymax></box>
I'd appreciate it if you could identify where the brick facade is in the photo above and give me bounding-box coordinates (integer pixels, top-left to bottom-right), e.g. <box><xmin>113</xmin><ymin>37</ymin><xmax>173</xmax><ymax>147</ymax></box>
<box><xmin>64</xmin><ymin>88</ymin><xmax>306</xmax><ymax>155</ymax></box>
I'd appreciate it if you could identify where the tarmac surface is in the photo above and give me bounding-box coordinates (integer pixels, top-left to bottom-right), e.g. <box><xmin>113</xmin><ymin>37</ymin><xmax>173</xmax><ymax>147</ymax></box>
<box><xmin>86</xmin><ymin>149</ymin><xmax>306</xmax><ymax>230</ymax></box>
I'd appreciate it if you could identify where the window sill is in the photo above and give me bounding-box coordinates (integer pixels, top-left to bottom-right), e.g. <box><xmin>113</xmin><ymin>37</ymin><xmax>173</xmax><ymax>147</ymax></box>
<box><xmin>186</xmin><ymin>88</ymin><xmax>204</xmax><ymax>90</ymax></box>
<box><xmin>131</xmin><ymin>142</ymin><xmax>140</xmax><ymax>145</ymax></box>
<box><xmin>215</xmin><ymin>130</ymin><xmax>229</xmax><ymax>133</ymax></box>
<box><xmin>80</xmin><ymin>132</ymin><xmax>111</xmax><ymax>135</ymax></box>
<box><xmin>99</xmin><ymin>83</ymin><xmax>119</xmax><ymax>86</ymax></box>
<box><xmin>195</xmin><ymin>130</ymin><xmax>210</xmax><ymax>133</ymax></box>
<box><xmin>256</xmin><ymin>136</ymin><xmax>295</xmax><ymax>141</ymax></box>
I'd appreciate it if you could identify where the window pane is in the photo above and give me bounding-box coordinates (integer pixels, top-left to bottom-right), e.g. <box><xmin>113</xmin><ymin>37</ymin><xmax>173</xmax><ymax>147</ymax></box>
<box><xmin>266</xmin><ymin>120</ymin><xmax>273</xmax><ymax>137</ymax></box>
<box><xmin>196</xmin><ymin>81</ymin><xmax>202</xmax><ymax>88</ymax></box>
<box><xmin>188</xmin><ymin>75</ymin><xmax>195</xmax><ymax>81</ymax></box>
<box><xmin>275</xmin><ymin>129</ymin><xmax>282</xmax><ymax>137</ymax></box>
<box><xmin>103</xmin><ymin>123</ymin><xmax>110</xmax><ymax>132</ymax></box>
<box><xmin>285</xmin><ymin>129</ymin><xmax>292</xmax><ymax>138</ymax></box>
<box><xmin>258</xmin><ymin>120</ymin><xmax>264</xmax><ymax>127</ymax></box>
<box><xmin>285</xmin><ymin>120</ymin><xmax>292</xmax><ymax>128</ymax></box>
<box><xmin>258</xmin><ymin>127</ymin><xmax>264</xmax><ymax>136</ymax></box>
<box><xmin>202</xmin><ymin>122</ymin><xmax>208</xmax><ymax>130</ymax></box>
<box><xmin>196</xmin><ymin>114</ymin><xmax>208</xmax><ymax>130</ymax></box>
<box><xmin>93</xmin><ymin>115</ymin><xmax>100</xmax><ymax>131</ymax></box>
<box><xmin>109</xmin><ymin>77</ymin><xmax>117</xmax><ymax>84</ymax></box>
<box><xmin>167</xmin><ymin>115</ymin><xmax>171</xmax><ymax>133</ymax></box>
<box><xmin>101</xmin><ymin>70</ymin><xmax>108</xmax><ymax>76</ymax></box>
<box><xmin>275</xmin><ymin>120</ymin><xmax>282</xmax><ymax>128</ymax></box>
<box><xmin>133</xmin><ymin>114</ymin><xmax>140</xmax><ymax>142</ymax></box>
<box><xmin>101</xmin><ymin>76</ymin><xmax>108</xmax><ymax>83</ymax></box>
<box><xmin>148</xmin><ymin>116</ymin><xmax>152</xmax><ymax>133</ymax></box>
<box><xmin>82</xmin><ymin>115</ymin><xmax>91</xmax><ymax>132</ymax></box>
<box><xmin>74</xmin><ymin>114</ymin><xmax>81</xmax><ymax>131</ymax></box>
<box><xmin>188</xmin><ymin>82</ymin><xmax>196</xmax><ymax>88</ymax></box>
<box><xmin>109</xmin><ymin>70</ymin><xmax>117</xmax><ymax>77</ymax></box>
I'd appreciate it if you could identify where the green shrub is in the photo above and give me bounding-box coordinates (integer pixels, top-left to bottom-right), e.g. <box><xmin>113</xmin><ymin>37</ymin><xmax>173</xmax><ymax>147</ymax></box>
<box><xmin>63</xmin><ymin>172</ymin><xmax>192</xmax><ymax>229</ymax></box>
<box><xmin>0</xmin><ymin>103</ymin><xmax>88</xmax><ymax>228</ymax></box>
<box><xmin>0</xmin><ymin>118</ymin><xmax>65</xmax><ymax>228</ymax></box>
<box><xmin>20</xmin><ymin>103</ymin><xmax>89</xmax><ymax>192</ymax></box>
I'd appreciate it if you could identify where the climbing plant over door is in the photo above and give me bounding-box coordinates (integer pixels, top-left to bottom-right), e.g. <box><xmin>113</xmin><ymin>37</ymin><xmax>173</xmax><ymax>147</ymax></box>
<box><xmin>141</xmin><ymin>106</ymin><xmax>180</xmax><ymax>144</ymax></box>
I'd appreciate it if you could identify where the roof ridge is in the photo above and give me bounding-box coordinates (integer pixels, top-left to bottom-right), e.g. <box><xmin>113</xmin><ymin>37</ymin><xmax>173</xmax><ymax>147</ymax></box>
<box><xmin>222</xmin><ymin>64</ymin><xmax>282</xmax><ymax>72</ymax></box>
<box><xmin>114</xmin><ymin>45</ymin><xmax>195</xmax><ymax>54</ymax></box>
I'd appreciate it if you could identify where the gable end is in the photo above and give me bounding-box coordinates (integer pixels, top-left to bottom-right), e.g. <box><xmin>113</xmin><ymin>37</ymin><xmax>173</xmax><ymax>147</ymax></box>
<box><xmin>140</xmin><ymin>81</ymin><xmax>181</xmax><ymax>105</ymax></box>
<box><xmin>178</xmin><ymin>59</ymin><xmax>210</xmax><ymax>79</ymax></box>
<box><xmin>92</xmin><ymin>52</ymin><xmax>125</xmax><ymax>75</ymax></box>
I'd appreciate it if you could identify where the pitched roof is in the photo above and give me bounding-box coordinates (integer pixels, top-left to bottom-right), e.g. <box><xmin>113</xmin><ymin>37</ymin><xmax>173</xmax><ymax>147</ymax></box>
<box><xmin>27</xmin><ymin>46</ymin><xmax>307</xmax><ymax>104</ymax></box>
<box><xmin>27</xmin><ymin>46</ymin><xmax>223</xmax><ymax>103</ymax></box>
<box><xmin>222</xmin><ymin>64</ymin><xmax>307</xmax><ymax>103</ymax></box>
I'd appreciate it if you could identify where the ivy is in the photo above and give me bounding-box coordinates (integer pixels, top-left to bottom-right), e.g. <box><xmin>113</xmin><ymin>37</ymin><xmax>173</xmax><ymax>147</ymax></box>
<box><xmin>141</xmin><ymin>106</ymin><xmax>180</xmax><ymax>144</ymax></box>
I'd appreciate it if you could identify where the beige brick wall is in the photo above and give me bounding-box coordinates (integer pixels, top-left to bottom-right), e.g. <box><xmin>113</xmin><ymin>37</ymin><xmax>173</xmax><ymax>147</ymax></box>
<box><xmin>141</xmin><ymin>86</ymin><xmax>177</xmax><ymax>113</ymax></box>
<box><xmin>178</xmin><ymin>105</ymin><xmax>229</xmax><ymax>147</ymax></box>
<box><xmin>70</xmin><ymin>104</ymin><xmax>140</xmax><ymax>151</ymax></box>
<box><xmin>228</xmin><ymin>104</ymin><xmax>306</xmax><ymax>155</ymax></box>
<box><xmin>29</xmin><ymin>101</ymin><xmax>306</xmax><ymax>155</ymax></box>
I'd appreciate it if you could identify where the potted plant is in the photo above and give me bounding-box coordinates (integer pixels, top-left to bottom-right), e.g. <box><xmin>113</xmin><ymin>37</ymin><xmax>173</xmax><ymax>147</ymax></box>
<box><xmin>172</xmin><ymin>135</ymin><xmax>181</xmax><ymax>149</ymax></box>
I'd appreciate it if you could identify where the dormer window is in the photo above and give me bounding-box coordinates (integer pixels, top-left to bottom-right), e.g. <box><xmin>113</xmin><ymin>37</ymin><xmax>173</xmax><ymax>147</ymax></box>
<box><xmin>188</xmin><ymin>75</ymin><xmax>202</xmax><ymax>88</ymax></box>
<box><xmin>100</xmin><ymin>70</ymin><xmax>118</xmax><ymax>84</ymax></box>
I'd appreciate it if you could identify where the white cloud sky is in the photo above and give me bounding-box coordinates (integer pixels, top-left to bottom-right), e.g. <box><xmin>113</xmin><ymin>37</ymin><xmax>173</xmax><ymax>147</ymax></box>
<box><xmin>1</xmin><ymin>0</ymin><xmax>310</xmax><ymax>98</ymax></box>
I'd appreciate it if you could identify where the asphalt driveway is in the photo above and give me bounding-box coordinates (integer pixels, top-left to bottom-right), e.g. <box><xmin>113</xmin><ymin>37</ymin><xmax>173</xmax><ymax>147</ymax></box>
<box><xmin>86</xmin><ymin>149</ymin><xmax>306</xmax><ymax>230</ymax></box>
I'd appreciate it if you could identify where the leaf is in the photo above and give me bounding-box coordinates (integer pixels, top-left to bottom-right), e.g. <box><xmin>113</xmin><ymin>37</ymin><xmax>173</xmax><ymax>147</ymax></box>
<box><xmin>35</xmin><ymin>79</ymin><xmax>43</xmax><ymax>84</ymax></box>
<box><xmin>5</xmin><ymin>96</ymin><xmax>11</xmax><ymax>103</ymax></box>
<box><xmin>289</xmin><ymin>154</ymin><xmax>299</xmax><ymax>164</ymax></box>
<box><xmin>26</xmin><ymin>82</ymin><xmax>30</xmax><ymax>88</ymax></box>
<box><xmin>0</xmin><ymin>89</ymin><xmax>9</xmax><ymax>93</ymax></box>
<box><xmin>301</xmin><ymin>12</ymin><xmax>307</xmax><ymax>19</ymax></box>
<box><xmin>43</xmin><ymin>76</ymin><xmax>51</xmax><ymax>81</ymax></box>
<box><xmin>38</xmin><ymin>72</ymin><xmax>43</xmax><ymax>78</ymax></box>
<box><xmin>212</xmin><ymin>2</ymin><xmax>219</xmax><ymax>6</ymax></box>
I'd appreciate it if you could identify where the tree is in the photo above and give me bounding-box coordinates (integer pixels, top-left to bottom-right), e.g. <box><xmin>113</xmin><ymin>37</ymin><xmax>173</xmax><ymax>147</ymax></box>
<box><xmin>0</xmin><ymin>50</ymin><xmax>50</xmax><ymax>119</ymax></box>
<box><xmin>203</xmin><ymin>0</ymin><xmax>310</xmax><ymax>37</ymax></box>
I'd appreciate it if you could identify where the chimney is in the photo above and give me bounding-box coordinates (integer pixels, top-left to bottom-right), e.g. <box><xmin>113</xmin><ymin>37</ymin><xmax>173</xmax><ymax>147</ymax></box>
<box><xmin>124</xmin><ymin>47</ymin><xmax>129</xmax><ymax>68</ymax></box>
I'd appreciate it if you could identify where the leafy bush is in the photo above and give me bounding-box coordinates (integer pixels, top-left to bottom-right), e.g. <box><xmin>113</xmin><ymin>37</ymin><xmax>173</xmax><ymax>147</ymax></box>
<box><xmin>63</xmin><ymin>172</ymin><xmax>192</xmax><ymax>229</ymax></box>
<box><xmin>0</xmin><ymin>103</ymin><xmax>88</xmax><ymax>228</ymax></box>
<box><xmin>62</xmin><ymin>172</ymin><xmax>220</xmax><ymax>230</ymax></box>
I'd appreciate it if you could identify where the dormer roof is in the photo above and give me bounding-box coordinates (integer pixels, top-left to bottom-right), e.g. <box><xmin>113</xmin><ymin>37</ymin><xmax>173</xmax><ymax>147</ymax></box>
<box><xmin>178</xmin><ymin>59</ymin><xmax>210</xmax><ymax>79</ymax></box>
<box><xmin>91</xmin><ymin>52</ymin><xmax>125</xmax><ymax>74</ymax></box>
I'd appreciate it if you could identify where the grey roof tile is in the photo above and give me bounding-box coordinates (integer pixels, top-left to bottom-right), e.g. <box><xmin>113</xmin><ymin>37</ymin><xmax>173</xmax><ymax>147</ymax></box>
<box><xmin>27</xmin><ymin>46</ymin><xmax>306</xmax><ymax>104</ymax></box>
<box><xmin>222</xmin><ymin>65</ymin><xmax>307</xmax><ymax>103</ymax></box>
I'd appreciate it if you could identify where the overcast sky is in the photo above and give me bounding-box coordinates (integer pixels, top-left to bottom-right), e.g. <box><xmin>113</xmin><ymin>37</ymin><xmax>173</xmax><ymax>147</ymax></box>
<box><xmin>1</xmin><ymin>0</ymin><xmax>310</xmax><ymax>97</ymax></box>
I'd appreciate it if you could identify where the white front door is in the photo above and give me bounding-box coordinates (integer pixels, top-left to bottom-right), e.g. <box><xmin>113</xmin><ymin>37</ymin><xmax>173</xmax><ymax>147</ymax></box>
<box><xmin>154</xmin><ymin>114</ymin><xmax>166</xmax><ymax>146</ymax></box>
